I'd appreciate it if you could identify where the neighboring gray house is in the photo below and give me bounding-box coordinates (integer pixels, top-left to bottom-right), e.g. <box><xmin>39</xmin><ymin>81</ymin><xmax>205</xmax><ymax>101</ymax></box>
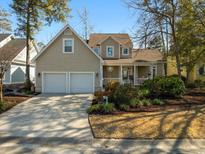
<box><xmin>0</xmin><ymin>34</ymin><xmax>38</xmax><ymax>84</ymax></box>
<box><xmin>34</xmin><ymin>24</ymin><xmax>165</xmax><ymax>94</ymax></box>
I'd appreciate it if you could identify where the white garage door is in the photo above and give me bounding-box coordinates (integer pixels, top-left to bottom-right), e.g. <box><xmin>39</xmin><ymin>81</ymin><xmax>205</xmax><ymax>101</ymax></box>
<box><xmin>43</xmin><ymin>73</ymin><xmax>66</xmax><ymax>93</ymax></box>
<box><xmin>70</xmin><ymin>73</ymin><xmax>94</xmax><ymax>93</ymax></box>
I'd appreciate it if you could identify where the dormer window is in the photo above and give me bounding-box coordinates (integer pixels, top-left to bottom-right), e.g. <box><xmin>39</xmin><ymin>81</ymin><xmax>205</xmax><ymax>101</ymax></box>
<box><xmin>122</xmin><ymin>48</ymin><xmax>129</xmax><ymax>56</ymax></box>
<box><xmin>106</xmin><ymin>46</ymin><xmax>114</xmax><ymax>57</ymax></box>
<box><xmin>63</xmin><ymin>38</ymin><xmax>74</xmax><ymax>53</ymax></box>
<box><xmin>93</xmin><ymin>47</ymin><xmax>100</xmax><ymax>55</ymax></box>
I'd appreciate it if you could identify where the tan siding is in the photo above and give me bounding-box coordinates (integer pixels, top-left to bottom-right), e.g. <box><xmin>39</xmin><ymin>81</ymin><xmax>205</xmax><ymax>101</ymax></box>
<box><xmin>36</xmin><ymin>28</ymin><xmax>101</xmax><ymax>92</ymax></box>
<box><xmin>157</xmin><ymin>63</ymin><xmax>164</xmax><ymax>76</ymax></box>
<box><xmin>103</xmin><ymin>66</ymin><xmax>120</xmax><ymax>78</ymax></box>
<box><xmin>101</xmin><ymin>37</ymin><xmax>120</xmax><ymax>59</ymax></box>
<box><xmin>120</xmin><ymin>42</ymin><xmax>132</xmax><ymax>59</ymax></box>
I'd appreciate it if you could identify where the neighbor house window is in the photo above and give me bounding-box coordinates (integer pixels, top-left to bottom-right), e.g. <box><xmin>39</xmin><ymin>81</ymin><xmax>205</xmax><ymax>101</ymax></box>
<box><xmin>199</xmin><ymin>65</ymin><xmax>205</xmax><ymax>75</ymax></box>
<box><xmin>63</xmin><ymin>38</ymin><xmax>74</xmax><ymax>53</ymax></box>
<box><xmin>93</xmin><ymin>47</ymin><xmax>100</xmax><ymax>55</ymax></box>
<box><xmin>106</xmin><ymin>46</ymin><xmax>114</xmax><ymax>57</ymax></box>
<box><xmin>122</xmin><ymin>48</ymin><xmax>129</xmax><ymax>55</ymax></box>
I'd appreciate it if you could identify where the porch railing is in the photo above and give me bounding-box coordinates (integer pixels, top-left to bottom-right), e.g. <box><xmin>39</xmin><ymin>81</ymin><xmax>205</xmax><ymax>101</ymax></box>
<box><xmin>134</xmin><ymin>78</ymin><xmax>149</xmax><ymax>85</ymax></box>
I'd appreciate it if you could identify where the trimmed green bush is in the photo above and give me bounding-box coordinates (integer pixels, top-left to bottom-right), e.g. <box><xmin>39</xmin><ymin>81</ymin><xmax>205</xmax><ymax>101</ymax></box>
<box><xmin>142</xmin><ymin>76</ymin><xmax>186</xmax><ymax>98</ymax></box>
<box><xmin>87</xmin><ymin>103</ymin><xmax>115</xmax><ymax>114</ymax></box>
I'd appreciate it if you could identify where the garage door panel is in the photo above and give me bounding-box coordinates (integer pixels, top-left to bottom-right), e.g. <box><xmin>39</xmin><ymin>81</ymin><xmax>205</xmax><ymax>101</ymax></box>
<box><xmin>70</xmin><ymin>73</ymin><xmax>94</xmax><ymax>93</ymax></box>
<box><xmin>44</xmin><ymin>73</ymin><xmax>66</xmax><ymax>93</ymax></box>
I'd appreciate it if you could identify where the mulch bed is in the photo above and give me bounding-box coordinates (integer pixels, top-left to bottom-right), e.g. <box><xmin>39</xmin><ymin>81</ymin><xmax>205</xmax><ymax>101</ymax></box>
<box><xmin>99</xmin><ymin>89</ymin><xmax>205</xmax><ymax>113</ymax></box>
<box><xmin>0</xmin><ymin>96</ymin><xmax>31</xmax><ymax>114</ymax></box>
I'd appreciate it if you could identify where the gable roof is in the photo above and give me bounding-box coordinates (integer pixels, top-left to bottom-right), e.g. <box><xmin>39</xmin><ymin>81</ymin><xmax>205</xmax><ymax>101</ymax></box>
<box><xmin>34</xmin><ymin>24</ymin><xmax>103</xmax><ymax>62</ymax></box>
<box><xmin>0</xmin><ymin>34</ymin><xmax>10</xmax><ymax>42</ymax></box>
<box><xmin>0</xmin><ymin>38</ymin><xmax>26</xmax><ymax>61</ymax></box>
<box><xmin>133</xmin><ymin>49</ymin><xmax>165</xmax><ymax>62</ymax></box>
<box><xmin>89</xmin><ymin>33</ymin><xmax>132</xmax><ymax>47</ymax></box>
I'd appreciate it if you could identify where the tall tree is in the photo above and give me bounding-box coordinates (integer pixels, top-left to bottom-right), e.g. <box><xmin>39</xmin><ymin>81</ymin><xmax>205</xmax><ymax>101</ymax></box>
<box><xmin>126</xmin><ymin>0</ymin><xmax>182</xmax><ymax>78</ymax></box>
<box><xmin>0</xmin><ymin>7</ymin><xmax>11</xmax><ymax>33</ymax></box>
<box><xmin>78</xmin><ymin>8</ymin><xmax>93</xmax><ymax>41</ymax></box>
<box><xmin>11</xmin><ymin>0</ymin><xmax>70</xmax><ymax>90</ymax></box>
<box><xmin>177</xmin><ymin>0</ymin><xmax>205</xmax><ymax>83</ymax></box>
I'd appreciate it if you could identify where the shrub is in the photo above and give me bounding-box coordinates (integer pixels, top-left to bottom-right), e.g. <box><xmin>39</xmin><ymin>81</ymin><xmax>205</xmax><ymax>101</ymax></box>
<box><xmin>141</xmin><ymin>99</ymin><xmax>152</xmax><ymax>106</ymax></box>
<box><xmin>152</xmin><ymin>98</ymin><xmax>164</xmax><ymax>105</ymax></box>
<box><xmin>138</xmin><ymin>88</ymin><xmax>150</xmax><ymax>98</ymax></box>
<box><xmin>0</xmin><ymin>100</ymin><xmax>5</xmax><ymax>112</ymax></box>
<box><xmin>142</xmin><ymin>76</ymin><xmax>185</xmax><ymax>98</ymax></box>
<box><xmin>103</xmin><ymin>103</ymin><xmax>115</xmax><ymax>114</ymax></box>
<box><xmin>94</xmin><ymin>90</ymin><xmax>105</xmax><ymax>102</ymax></box>
<box><xmin>105</xmin><ymin>81</ymin><xmax>120</xmax><ymax>102</ymax></box>
<box><xmin>169</xmin><ymin>74</ymin><xmax>186</xmax><ymax>83</ymax></box>
<box><xmin>129</xmin><ymin>98</ymin><xmax>141</xmax><ymax>107</ymax></box>
<box><xmin>87</xmin><ymin>103</ymin><xmax>115</xmax><ymax>114</ymax></box>
<box><xmin>113</xmin><ymin>84</ymin><xmax>137</xmax><ymax>106</ymax></box>
<box><xmin>194</xmin><ymin>80</ymin><xmax>205</xmax><ymax>89</ymax></box>
<box><xmin>118</xmin><ymin>104</ymin><xmax>130</xmax><ymax>111</ymax></box>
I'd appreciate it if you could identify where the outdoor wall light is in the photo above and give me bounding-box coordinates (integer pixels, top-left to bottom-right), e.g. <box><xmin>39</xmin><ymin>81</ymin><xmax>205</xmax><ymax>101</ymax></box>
<box><xmin>107</xmin><ymin>66</ymin><xmax>113</xmax><ymax>73</ymax></box>
<box><xmin>96</xmin><ymin>72</ymin><xmax>99</xmax><ymax>77</ymax></box>
<box><xmin>38</xmin><ymin>73</ymin><xmax>41</xmax><ymax>77</ymax></box>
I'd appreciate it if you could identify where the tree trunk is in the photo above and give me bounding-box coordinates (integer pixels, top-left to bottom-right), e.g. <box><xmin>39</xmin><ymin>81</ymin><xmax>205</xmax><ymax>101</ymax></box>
<box><xmin>0</xmin><ymin>78</ymin><xmax>3</xmax><ymax>102</ymax></box>
<box><xmin>25</xmin><ymin>0</ymin><xmax>31</xmax><ymax>90</ymax></box>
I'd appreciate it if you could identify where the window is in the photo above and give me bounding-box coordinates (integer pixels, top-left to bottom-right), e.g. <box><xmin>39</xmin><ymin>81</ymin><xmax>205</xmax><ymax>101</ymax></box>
<box><xmin>93</xmin><ymin>47</ymin><xmax>100</xmax><ymax>55</ymax></box>
<box><xmin>122</xmin><ymin>48</ymin><xmax>129</xmax><ymax>55</ymax></box>
<box><xmin>63</xmin><ymin>38</ymin><xmax>74</xmax><ymax>53</ymax></box>
<box><xmin>106</xmin><ymin>46</ymin><xmax>114</xmax><ymax>57</ymax></box>
<box><xmin>199</xmin><ymin>65</ymin><xmax>205</xmax><ymax>75</ymax></box>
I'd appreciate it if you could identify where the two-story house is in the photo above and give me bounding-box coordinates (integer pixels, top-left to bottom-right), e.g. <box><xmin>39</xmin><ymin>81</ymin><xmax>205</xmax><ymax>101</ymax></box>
<box><xmin>89</xmin><ymin>33</ymin><xmax>165</xmax><ymax>86</ymax></box>
<box><xmin>34</xmin><ymin>25</ymin><xmax>165</xmax><ymax>94</ymax></box>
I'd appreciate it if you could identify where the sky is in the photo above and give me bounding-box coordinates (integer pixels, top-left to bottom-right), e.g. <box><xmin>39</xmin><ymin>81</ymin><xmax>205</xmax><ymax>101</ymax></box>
<box><xmin>1</xmin><ymin>0</ymin><xmax>139</xmax><ymax>45</ymax></box>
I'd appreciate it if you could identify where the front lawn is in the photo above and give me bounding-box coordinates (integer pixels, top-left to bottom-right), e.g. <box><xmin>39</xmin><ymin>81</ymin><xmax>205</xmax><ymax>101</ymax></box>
<box><xmin>89</xmin><ymin>105</ymin><xmax>205</xmax><ymax>139</ymax></box>
<box><xmin>0</xmin><ymin>96</ymin><xmax>30</xmax><ymax>114</ymax></box>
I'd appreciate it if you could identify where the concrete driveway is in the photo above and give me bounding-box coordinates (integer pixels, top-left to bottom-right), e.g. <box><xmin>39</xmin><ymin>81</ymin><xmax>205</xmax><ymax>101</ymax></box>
<box><xmin>0</xmin><ymin>94</ymin><xmax>205</xmax><ymax>154</ymax></box>
<box><xmin>0</xmin><ymin>94</ymin><xmax>95</xmax><ymax>152</ymax></box>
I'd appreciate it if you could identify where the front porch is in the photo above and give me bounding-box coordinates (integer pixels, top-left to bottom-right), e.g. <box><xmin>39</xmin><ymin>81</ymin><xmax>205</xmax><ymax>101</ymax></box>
<box><xmin>103</xmin><ymin>64</ymin><xmax>158</xmax><ymax>86</ymax></box>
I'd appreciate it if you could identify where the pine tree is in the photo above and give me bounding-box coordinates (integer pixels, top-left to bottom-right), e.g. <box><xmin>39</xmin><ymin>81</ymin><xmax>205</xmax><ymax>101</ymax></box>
<box><xmin>11</xmin><ymin>0</ymin><xmax>70</xmax><ymax>90</ymax></box>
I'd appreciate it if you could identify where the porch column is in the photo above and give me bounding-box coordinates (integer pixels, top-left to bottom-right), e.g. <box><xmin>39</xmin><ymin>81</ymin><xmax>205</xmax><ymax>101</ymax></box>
<box><xmin>120</xmin><ymin>65</ymin><xmax>123</xmax><ymax>84</ymax></box>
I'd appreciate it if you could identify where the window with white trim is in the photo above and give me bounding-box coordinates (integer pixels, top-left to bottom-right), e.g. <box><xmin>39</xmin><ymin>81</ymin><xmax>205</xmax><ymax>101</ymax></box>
<box><xmin>63</xmin><ymin>39</ymin><xmax>74</xmax><ymax>53</ymax></box>
<box><xmin>122</xmin><ymin>48</ymin><xmax>129</xmax><ymax>55</ymax></box>
<box><xmin>93</xmin><ymin>47</ymin><xmax>100</xmax><ymax>55</ymax></box>
<box><xmin>106</xmin><ymin>46</ymin><xmax>114</xmax><ymax>57</ymax></box>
